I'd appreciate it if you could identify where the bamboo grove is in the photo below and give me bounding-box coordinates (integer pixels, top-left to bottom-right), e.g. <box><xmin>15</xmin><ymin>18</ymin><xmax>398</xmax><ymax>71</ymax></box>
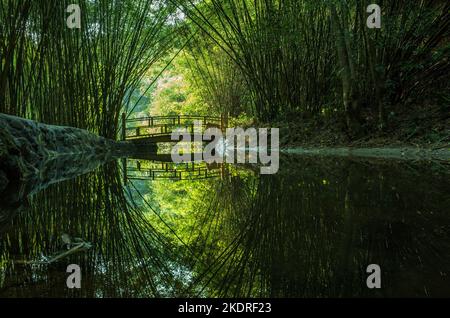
<box><xmin>178</xmin><ymin>0</ymin><xmax>449</xmax><ymax>135</ymax></box>
<box><xmin>2</xmin><ymin>1</ymin><xmax>448</xmax><ymax>137</ymax></box>
<box><xmin>0</xmin><ymin>0</ymin><xmax>179</xmax><ymax>138</ymax></box>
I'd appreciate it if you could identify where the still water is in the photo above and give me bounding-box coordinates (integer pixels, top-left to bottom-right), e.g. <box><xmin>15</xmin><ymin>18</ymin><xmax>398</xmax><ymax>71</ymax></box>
<box><xmin>0</xmin><ymin>154</ymin><xmax>449</xmax><ymax>297</ymax></box>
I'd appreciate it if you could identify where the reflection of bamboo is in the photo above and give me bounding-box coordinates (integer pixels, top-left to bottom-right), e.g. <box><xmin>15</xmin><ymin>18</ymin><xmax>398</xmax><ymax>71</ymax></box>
<box><xmin>13</xmin><ymin>242</ymin><xmax>92</xmax><ymax>265</ymax></box>
<box><xmin>1</xmin><ymin>162</ymin><xmax>180</xmax><ymax>297</ymax></box>
<box><xmin>122</xmin><ymin>158</ymin><xmax>127</xmax><ymax>185</ymax></box>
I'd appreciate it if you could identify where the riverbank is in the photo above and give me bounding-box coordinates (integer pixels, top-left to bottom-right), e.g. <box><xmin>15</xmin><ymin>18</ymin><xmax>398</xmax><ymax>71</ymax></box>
<box><xmin>282</xmin><ymin>146</ymin><xmax>450</xmax><ymax>162</ymax></box>
<box><xmin>269</xmin><ymin>102</ymin><xmax>450</xmax><ymax>161</ymax></box>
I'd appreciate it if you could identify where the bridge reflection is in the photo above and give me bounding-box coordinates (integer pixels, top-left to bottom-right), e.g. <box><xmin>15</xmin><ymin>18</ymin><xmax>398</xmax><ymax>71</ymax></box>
<box><xmin>123</xmin><ymin>156</ymin><xmax>228</xmax><ymax>182</ymax></box>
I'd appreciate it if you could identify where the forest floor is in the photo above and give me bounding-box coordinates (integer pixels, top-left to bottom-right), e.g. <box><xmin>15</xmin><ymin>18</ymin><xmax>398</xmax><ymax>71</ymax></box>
<box><xmin>272</xmin><ymin>103</ymin><xmax>449</xmax><ymax>151</ymax></box>
<box><xmin>266</xmin><ymin>103</ymin><xmax>450</xmax><ymax>161</ymax></box>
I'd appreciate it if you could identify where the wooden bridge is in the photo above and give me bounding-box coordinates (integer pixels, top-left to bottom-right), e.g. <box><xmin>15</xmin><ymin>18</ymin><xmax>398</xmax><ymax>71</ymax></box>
<box><xmin>121</xmin><ymin>113</ymin><xmax>228</xmax><ymax>143</ymax></box>
<box><xmin>120</xmin><ymin>113</ymin><xmax>229</xmax><ymax>182</ymax></box>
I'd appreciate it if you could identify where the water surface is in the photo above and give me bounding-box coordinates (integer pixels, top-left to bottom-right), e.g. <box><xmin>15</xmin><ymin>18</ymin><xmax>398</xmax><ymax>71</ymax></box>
<box><xmin>0</xmin><ymin>155</ymin><xmax>449</xmax><ymax>297</ymax></box>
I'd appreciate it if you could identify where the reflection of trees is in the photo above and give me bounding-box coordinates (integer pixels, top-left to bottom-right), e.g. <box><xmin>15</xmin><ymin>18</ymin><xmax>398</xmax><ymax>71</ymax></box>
<box><xmin>186</xmin><ymin>157</ymin><xmax>450</xmax><ymax>297</ymax></box>
<box><xmin>0</xmin><ymin>162</ymin><xmax>179</xmax><ymax>297</ymax></box>
<box><xmin>1</xmin><ymin>157</ymin><xmax>449</xmax><ymax>297</ymax></box>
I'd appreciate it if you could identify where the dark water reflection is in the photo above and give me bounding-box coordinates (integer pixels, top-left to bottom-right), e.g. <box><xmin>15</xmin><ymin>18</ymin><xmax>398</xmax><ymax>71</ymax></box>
<box><xmin>0</xmin><ymin>155</ymin><xmax>449</xmax><ymax>297</ymax></box>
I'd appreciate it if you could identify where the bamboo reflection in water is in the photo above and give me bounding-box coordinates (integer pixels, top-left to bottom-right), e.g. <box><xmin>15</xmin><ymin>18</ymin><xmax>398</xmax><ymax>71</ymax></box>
<box><xmin>0</xmin><ymin>161</ymin><xmax>181</xmax><ymax>297</ymax></box>
<box><xmin>182</xmin><ymin>157</ymin><xmax>450</xmax><ymax>297</ymax></box>
<box><xmin>0</xmin><ymin>157</ymin><xmax>449</xmax><ymax>297</ymax></box>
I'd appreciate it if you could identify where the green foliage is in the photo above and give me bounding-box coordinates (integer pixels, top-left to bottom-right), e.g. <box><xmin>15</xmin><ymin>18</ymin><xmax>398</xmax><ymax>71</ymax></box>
<box><xmin>176</xmin><ymin>0</ymin><xmax>449</xmax><ymax>132</ymax></box>
<box><xmin>0</xmin><ymin>0</ymin><xmax>178</xmax><ymax>138</ymax></box>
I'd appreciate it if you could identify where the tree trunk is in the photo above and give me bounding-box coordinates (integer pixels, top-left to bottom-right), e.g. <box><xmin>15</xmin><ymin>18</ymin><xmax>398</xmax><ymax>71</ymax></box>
<box><xmin>0</xmin><ymin>113</ymin><xmax>135</xmax><ymax>198</ymax></box>
<box><xmin>330</xmin><ymin>5</ymin><xmax>361</xmax><ymax>136</ymax></box>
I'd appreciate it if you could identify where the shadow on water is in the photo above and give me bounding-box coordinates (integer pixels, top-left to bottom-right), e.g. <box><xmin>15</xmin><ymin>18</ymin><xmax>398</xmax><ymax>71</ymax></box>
<box><xmin>0</xmin><ymin>155</ymin><xmax>449</xmax><ymax>297</ymax></box>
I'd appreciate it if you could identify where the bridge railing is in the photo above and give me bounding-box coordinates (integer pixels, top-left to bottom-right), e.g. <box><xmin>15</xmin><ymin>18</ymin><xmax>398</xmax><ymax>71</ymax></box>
<box><xmin>122</xmin><ymin>114</ymin><xmax>227</xmax><ymax>140</ymax></box>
